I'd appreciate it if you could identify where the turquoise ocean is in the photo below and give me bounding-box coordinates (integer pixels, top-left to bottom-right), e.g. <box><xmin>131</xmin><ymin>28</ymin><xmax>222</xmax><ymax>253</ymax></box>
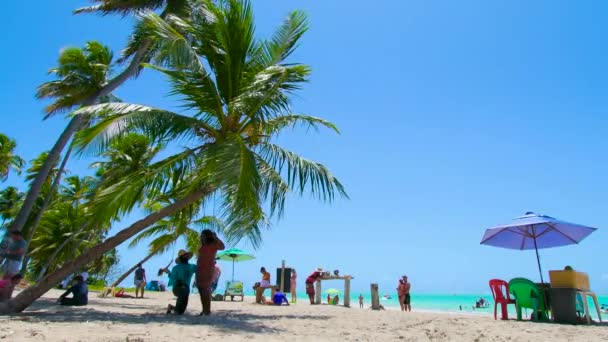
<box><xmin>239</xmin><ymin>289</ymin><xmax>608</xmax><ymax>320</ymax></box>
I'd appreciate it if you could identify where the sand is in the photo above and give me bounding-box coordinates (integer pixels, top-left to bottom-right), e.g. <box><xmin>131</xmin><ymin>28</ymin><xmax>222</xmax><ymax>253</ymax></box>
<box><xmin>0</xmin><ymin>289</ymin><xmax>605</xmax><ymax>341</ymax></box>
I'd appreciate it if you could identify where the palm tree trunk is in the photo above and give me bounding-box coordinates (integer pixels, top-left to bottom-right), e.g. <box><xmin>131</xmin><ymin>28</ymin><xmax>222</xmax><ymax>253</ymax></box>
<box><xmin>0</xmin><ymin>187</ymin><xmax>207</xmax><ymax>314</ymax></box>
<box><xmin>6</xmin><ymin>41</ymin><xmax>151</xmax><ymax>235</ymax></box>
<box><xmin>20</xmin><ymin>146</ymin><xmax>73</xmax><ymax>275</ymax></box>
<box><xmin>6</xmin><ymin>116</ymin><xmax>82</xmax><ymax>234</ymax></box>
<box><xmin>111</xmin><ymin>251</ymin><xmax>157</xmax><ymax>288</ymax></box>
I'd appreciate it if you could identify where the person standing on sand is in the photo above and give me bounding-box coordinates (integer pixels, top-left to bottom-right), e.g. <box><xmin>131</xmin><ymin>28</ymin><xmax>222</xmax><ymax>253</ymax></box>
<box><xmin>166</xmin><ymin>250</ymin><xmax>196</xmax><ymax>315</ymax></box>
<box><xmin>402</xmin><ymin>275</ymin><xmax>411</xmax><ymax>312</ymax></box>
<box><xmin>305</xmin><ymin>268</ymin><xmax>324</xmax><ymax>305</ymax></box>
<box><xmin>290</xmin><ymin>268</ymin><xmax>297</xmax><ymax>303</ymax></box>
<box><xmin>260</xmin><ymin>267</ymin><xmax>271</xmax><ymax>287</ymax></box>
<box><xmin>397</xmin><ymin>279</ymin><xmax>406</xmax><ymax>311</ymax></box>
<box><xmin>134</xmin><ymin>263</ymin><xmax>147</xmax><ymax>298</ymax></box>
<box><xmin>1</xmin><ymin>231</ymin><xmax>25</xmax><ymax>279</ymax></box>
<box><xmin>196</xmin><ymin>229</ymin><xmax>225</xmax><ymax>316</ymax></box>
<box><xmin>359</xmin><ymin>294</ymin><xmax>364</xmax><ymax>308</ymax></box>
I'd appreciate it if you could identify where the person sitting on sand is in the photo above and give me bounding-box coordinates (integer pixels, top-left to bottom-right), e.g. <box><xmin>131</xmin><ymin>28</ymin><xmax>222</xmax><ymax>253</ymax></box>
<box><xmin>305</xmin><ymin>268</ymin><xmax>324</xmax><ymax>305</ymax></box>
<box><xmin>0</xmin><ymin>274</ymin><xmax>22</xmax><ymax>301</ymax></box>
<box><xmin>333</xmin><ymin>295</ymin><xmax>340</xmax><ymax>305</ymax></box>
<box><xmin>270</xmin><ymin>290</ymin><xmax>290</xmax><ymax>306</ymax></box>
<box><xmin>196</xmin><ymin>229</ymin><xmax>225</xmax><ymax>316</ymax></box>
<box><xmin>167</xmin><ymin>250</ymin><xmax>197</xmax><ymax>315</ymax></box>
<box><xmin>114</xmin><ymin>288</ymin><xmax>135</xmax><ymax>298</ymax></box>
<box><xmin>134</xmin><ymin>263</ymin><xmax>147</xmax><ymax>298</ymax></box>
<box><xmin>58</xmin><ymin>275</ymin><xmax>88</xmax><ymax>306</ymax></box>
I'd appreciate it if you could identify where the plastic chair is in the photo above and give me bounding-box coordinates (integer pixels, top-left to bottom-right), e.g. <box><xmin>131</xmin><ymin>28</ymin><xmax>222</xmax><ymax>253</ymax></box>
<box><xmin>489</xmin><ymin>279</ymin><xmax>516</xmax><ymax>320</ymax></box>
<box><xmin>508</xmin><ymin>278</ymin><xmax>549</xmax><ymax>321</ymax></box>
<box><xmin>577</xmin><ymin>290</ymin><xmax>602</xmax><ymax>324</ymax></box>
<box><xmin>224</xmin><ymin>281</ymin><xmax>244</xmax><ymax>302</ymax></box>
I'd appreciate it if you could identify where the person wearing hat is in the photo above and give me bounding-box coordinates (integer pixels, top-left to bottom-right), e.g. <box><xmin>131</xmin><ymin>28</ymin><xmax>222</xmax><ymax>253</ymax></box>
<box><xmin>305</xmin><ymin>267</ymin><xmax>324</xmax><ymax>305</ymax></box>
<box><xmin>166</xmin><ymin>249</ymin><xmax>197</xmax><ymax>315</ymax></box>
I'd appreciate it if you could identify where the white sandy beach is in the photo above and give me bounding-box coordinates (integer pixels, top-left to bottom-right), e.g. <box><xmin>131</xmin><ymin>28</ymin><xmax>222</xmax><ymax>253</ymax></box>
<box><xmin>0</xmin><ymin>289</ymin><xmax>606</xmax><ymax>341</ymax></box>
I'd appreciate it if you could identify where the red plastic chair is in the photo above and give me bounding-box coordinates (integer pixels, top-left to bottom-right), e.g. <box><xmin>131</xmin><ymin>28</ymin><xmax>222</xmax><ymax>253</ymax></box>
<box><xmin>489</xmin><ymin>279</ymin><xmax>516</xmax><ymax>320</ymax></box>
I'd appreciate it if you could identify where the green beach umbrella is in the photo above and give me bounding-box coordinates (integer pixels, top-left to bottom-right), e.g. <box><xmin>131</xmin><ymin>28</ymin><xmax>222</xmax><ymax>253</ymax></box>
<box><xmin>325</xmin><ymin>288</ymin><xmax>341</xmax><ymax>295</ymax></box>
<box><xmin>216</xmin><ymin>248</ymin><xmax>255</xmax><ymax>281</ymax></box>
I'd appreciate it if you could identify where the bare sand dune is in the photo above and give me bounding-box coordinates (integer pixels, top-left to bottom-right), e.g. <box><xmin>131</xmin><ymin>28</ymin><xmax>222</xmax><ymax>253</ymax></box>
<box><xmin>0</xmin><ymin>289</ymin><xmax>606</xmax><ymax>341</ymax></box>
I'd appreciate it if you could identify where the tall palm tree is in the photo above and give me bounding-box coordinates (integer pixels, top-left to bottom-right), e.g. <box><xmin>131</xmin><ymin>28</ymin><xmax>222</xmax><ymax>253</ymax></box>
<box><xmin>1</xmin><ymin>0</ymin><xmax>346</xmax><ymax>313</ymax></box>
<box><xmin>8</xmin><ymin>0</ymin><xmax>196</xmax><ymax>236</ymax></box>
<box><xmin>7</xmin><ymin>42</ymin><xmax>116</xmax><ymax>236</ymax></box>
<box><xmin>0</xmin><ymin>134</ymin><xmax>25</xmax><ymax>182</ymax></box>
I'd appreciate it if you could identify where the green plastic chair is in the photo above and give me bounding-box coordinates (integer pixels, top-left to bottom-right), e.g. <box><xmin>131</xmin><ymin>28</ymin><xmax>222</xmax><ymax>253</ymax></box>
<box><xmin>508</xmin><ymin>278</ymin><xmax>549</xmax><ymax>321</ymax></box>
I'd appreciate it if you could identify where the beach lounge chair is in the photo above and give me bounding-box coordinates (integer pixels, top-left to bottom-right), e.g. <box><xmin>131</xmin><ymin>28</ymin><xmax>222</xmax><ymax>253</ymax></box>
<box><xmin>489</xmin><ymin>279</ymin><xmax>516</xmax><ymax>320</ymax></box>
<box><xmin>224</xmin><ymin>281</ymin><xmax>244</xmax><ymax>301</ymax></box>
<box><xmin>508</xmin><ymin>278</ymin><xmax>549</xmax><ymax>321</ymax></box>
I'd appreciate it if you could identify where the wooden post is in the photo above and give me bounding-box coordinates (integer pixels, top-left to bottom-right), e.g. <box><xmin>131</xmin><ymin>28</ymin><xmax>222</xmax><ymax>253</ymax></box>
<box><xmin>344</xmin><ymin>277</ymin><xmax>351</xmax><ymax>308</ymax></box>
<box><xmin>371</xmin><ymin>283</ymin><xmax>380</xmax><ymax>310</ymax></box>
<box><xmin>315</xmin><ymin>279</ymin><xmax>322</xmax><ymax>304</ymax></box>
<box><xmin>280</xmin><ymin>260</ymin><xmax>285</xmax><ymax>293</ymax></box>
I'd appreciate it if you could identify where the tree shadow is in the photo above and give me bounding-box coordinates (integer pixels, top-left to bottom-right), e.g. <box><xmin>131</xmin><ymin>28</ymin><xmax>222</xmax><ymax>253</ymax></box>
<box><xmin>13</xmin><ymin>298</ymin><xmax>332</xmax><ymax>335</ymax></box>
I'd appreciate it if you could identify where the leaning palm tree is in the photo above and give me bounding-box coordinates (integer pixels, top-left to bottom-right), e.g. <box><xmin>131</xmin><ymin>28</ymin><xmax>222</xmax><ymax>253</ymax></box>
<box><xmin>1</xmin><ymin>0</ymin><xmax>346</xmax><ymax>313</ymax></box>
<box><xmin>7</xmin><ymin>42</ymin><xmax>116</xmax><ymax>236</ymax></box>
<box><xmin>8</xmin><ymin>0</ymin><xmax>197</xmax><ymax>236</ymax></box>
<box><xmin>0</xmin><ymin>134</ymin><xmax>25</xmax><ymax>182</ymax></box>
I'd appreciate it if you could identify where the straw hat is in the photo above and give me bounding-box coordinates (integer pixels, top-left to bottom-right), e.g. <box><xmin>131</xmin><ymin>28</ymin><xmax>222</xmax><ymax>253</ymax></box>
<box><xmin>316</xmin><ymin>267</ymin><xmax>323</xmax><ymax>272</ymax></box>
<box><xmin>178</xmin><ymin>249</ymin><xmax>193</xmax><ymax>259</ymax></box>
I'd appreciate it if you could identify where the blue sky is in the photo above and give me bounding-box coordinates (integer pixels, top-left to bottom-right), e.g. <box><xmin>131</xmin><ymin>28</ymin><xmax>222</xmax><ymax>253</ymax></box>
<box><xmin>2</xmin><ymin>0</ymin><xmax>608</xmax><ymax>295</ymax></box>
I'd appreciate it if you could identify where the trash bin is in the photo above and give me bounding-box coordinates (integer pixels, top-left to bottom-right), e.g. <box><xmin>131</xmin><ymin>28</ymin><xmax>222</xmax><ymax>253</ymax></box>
<box><xmin>550</xmin><ymin>288</ymin><xmax>579</xmax><ymax>324</ymax></box>
<box><xmin>276</xmin><ymin>267</ymin><xmax>292</xmax><ymax>292</ymax></box>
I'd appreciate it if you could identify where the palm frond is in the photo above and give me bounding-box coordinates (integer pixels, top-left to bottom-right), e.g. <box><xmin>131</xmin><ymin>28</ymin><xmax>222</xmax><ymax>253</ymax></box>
<box><xmin>73</xmin><ymin>102</ymin><xmax>203</xmax><ymax>155</ymax></box>
<box><xmin>257</xmin><ymin>142</ymin><xmax>348</xmax><ymax>201</ymax></box>
<box><xmin>143</xmin><ymin>64</ymin><xmax>224</xmax><ymax>127</ymax></box>
<box><xmin>232</xmin><ymin>64</ymin><xmax>310</xmax><ymax>124</ymax></box>
<box><xmin>148</xmin><ymin>233</ymin><xmax>178</xmax><ymax>254</ymax></box>
<box><xmin>73</xmin><ymin>0</ymin><xmax>168</xmax><ymax>16</ymax></box>
<box><xmin>128</xmin><ymin>220</ymin><xmax>171</xmax><ymax>248</ymax></box>
<box><xmin>89</xmin><ymin>147</ymin><xmax>199</xmax><ymax>223</ymax></box>
<box><xmin>252</xmin><ymin>10</ymin><xmax>308</xmax><ymax>68</ymax></box>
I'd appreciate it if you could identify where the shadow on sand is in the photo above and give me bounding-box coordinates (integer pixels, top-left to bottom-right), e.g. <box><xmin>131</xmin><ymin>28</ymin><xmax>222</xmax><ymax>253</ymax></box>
<box><xmin>13</xmin><ymin>298</ymin><xmax>332</xmax><ymax>334</ymax></box>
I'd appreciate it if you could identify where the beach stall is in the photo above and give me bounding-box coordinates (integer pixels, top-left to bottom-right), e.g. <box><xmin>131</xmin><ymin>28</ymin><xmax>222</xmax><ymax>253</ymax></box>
<box><xmin>481</xmin><ymin>212</ymin><xmax>601</xmax><ymax>323</ymax></box>
<box><xmin>313</xmin><ymin>270</ymin><xmax>354</xmax><ymax>307</ymax></box>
